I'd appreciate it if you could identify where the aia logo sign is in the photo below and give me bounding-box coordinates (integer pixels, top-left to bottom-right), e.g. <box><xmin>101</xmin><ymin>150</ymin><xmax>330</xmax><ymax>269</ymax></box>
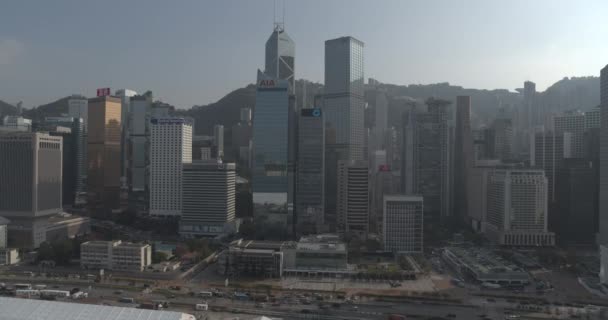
<box><xmin>258</xmin><ymin>79</ymin><xmax>276</xmax><ymax>88</ymax></box>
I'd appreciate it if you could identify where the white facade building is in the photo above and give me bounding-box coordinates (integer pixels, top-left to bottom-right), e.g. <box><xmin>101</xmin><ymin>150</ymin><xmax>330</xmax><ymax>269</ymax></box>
<box><xmin>383</xmin><ymin>195</ymin><xmax>423</xmax><ymax>253</ymax></box>
<box><xmin>149</xmin><ymin>118</ymin><xmax>192</xmax><ymax>216</ymax></box>
<box><xmin>485</xmin><ymin>169</ymin><xmax>555</xmax><ymax>246</ymax></box>
<box><xmin>179</xmin><ymin>161</ymin><xmax>236</xmax><ymax>237</ymax></box>
<box><xmin>80</xmin><ymin>240</ymin><xmax>151</xmax><ymax>272</ymax></box>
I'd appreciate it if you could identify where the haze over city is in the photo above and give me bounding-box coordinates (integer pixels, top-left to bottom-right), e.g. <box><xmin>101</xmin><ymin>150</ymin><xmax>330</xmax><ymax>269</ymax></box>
<box><xmin>1</xmin><ymin>0</ymin><xmax>607</xmax><ymax>108</ymax></box>
<box><xmin>4</xmin><ymin>1</ymin><xmax>608</xmax><ymax>320</ymax></box>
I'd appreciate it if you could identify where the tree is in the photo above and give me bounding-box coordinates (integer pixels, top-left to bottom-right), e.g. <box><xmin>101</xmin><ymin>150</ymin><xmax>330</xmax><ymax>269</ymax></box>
<box><xmin>153</xmin><ymin>251</ymin><xmax>168</xmax><ymax>263</ymax></box>
<box><xmin>239</xmin><ymin>219</ymin><xmax>255</xmax><ymax>239</ymax></box>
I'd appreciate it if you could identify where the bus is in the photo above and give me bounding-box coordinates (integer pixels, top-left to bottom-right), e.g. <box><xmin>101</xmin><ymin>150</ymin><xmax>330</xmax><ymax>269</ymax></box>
<box><xmin>119</xmin><ymin>297</ymin><xmax>135</xmax><ymax>303</ymax></box>
<box><xmin>14</xmin><ymin>284</ymin><xmax>32</xmax><ymax>290</ymax></box>
<box><xmin>198</xmin><ymin>291</ymin><xmax>213</xmax><ymax>298</ymax></box>
<box><xmin>16</xmin><ymin>290</ymin><xmax>39</xmax><ymax>297</ymax></box>
<box><xmin>40</xmin><ymin>290</ymin><xmax>70</xmax><ymax>298</ymax></box>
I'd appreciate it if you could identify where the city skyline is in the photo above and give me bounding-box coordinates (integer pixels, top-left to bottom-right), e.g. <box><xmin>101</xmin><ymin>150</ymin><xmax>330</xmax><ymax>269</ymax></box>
<box><xmin>0</xmin><ymin>0</ymin><xmax>607</xmax><ymax>108</ymax></box>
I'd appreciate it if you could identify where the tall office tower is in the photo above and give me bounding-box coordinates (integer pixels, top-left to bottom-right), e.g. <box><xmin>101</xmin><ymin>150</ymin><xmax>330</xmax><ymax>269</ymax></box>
<box><xmin>231</xmin><ymin>122</ymin><xmax>252</xmax><ymax>166</ymax></box>
<box><xmin>68</xmin><ymin>95</ymin><xmax>89</xmax><ymax>129</ymax></box>
<box><xmin>295</xmin><ymin>108</ymin><xmax>325</xmax><ymax>235</ymax></box>
<box><xmin>240</xmin><ymin>108</ymin><xmax>252</xmax><ymax>124</ymax></box>
<box><xmin>149</xmin><ymin>118</ymin><xmax>192</xmax><ymax>217</ymax></box>
<box><xmin>370</xmin><ymin>166</ymin><xmax>399</xmax><ymax>234</ymax></box>
<box><xmin>454</xmin><ymin>96</ymin><xmax>474</xmax><ymax>222</ymax></box>
<box><xmin>554</xmin><ymin>110</ymin><xmax>585</xmax><ymax>158</ymax></box>
<box><xmin>1</xmin><ymin>116</ymin><xmax>32</xmax><ymax>132</ymax></box>
<box><xmin>323</xmin><ymin>36</ymin><xmax>365</xmax><ymax>230</ymax></box>
<box><xmin>336</xmin><ymin>160</ymin><xmax>369</xmax><ymax>238</ymax></box>
<box><xmin>600</xmin><ymin>66</ymin><xmax>608</xmax><ymax>285</ymax></box>
<box><xmin>38</xmin><ymin>117</ymin><xmax>85</xmax><ymax>205</ymax></box>
<box><xmin>179</xmin><ymin>161</ymin><xmax>236</xmax><ymax>237</ymax></box>
<box><xmin>472</xmin><ymin>129</ymin><xmax>487</xmax><ymax>162</ymax></box>
<box><xmin>523</xmin><ymin>81</ymin><xmax>537</xmax><ymax>127</ymax></box>
<box><xmin>264</xmin><ymin>23</ymin><xmax>295</xmax><ymax>93</ymax></box>
<box><xmin>372</xmin><ymin>90</ymin><xmax>388</xmax><ymax>152</ymax></box>
<box><xmin>401</xmin><ymin>99</ymin><xmax>450</xmax><ymax>228</ymax></box>
<box><xmin>555</xmin><ymin>159</ymin><xmax>597</xmax><ymax>246</ymax></box>
<box><xmin>67</xmin><ymin>95</ymin><xmax>88</xmax><ymax>184</ymax></box>
<box><xmin>514</xmin><ymin>81</ymin><xmax>536</xmax><ymax>156</ymax></box>
<box><xmin>491</xmin><ymin>118</ymin><xmax>514</xmax><ymax>161</ymax></box>
<box><xmin>115</xmin><ymin>89</ymin><xmax>138</xmax><ymax>186</ymax></box>
<box><xmin>585</xmin><ymin>106</ymin><xmax>601</xmax><ymax>129</ymax></box>
<box><xmin>213</xmin><ymin>124</ymin><xmax>225</xmax><ymax>159</ymax></box>
<box><xmin>466</xmin><ymin>160</ymin><xmax>502</xmax><ymax>232</ymax></box>
<box><xmin>252</xmin><ymin>71</ymin><xmax>291</xmax><ymax>229</ymax></box>
<box><xmin>0</xmin><ymin>132</ymin><xmax>62</xmax><ymax>247</ymax></box>
<box><xmin>383</xmin><ymin>195</ymin><xmax>423</xmax><ymax>253</ymax></box>
<box><xmin>530</xmin><ymin>130</ymin><xmax>570</xmax><ymax>204</ymax></box>
<box><xmin>486</xmin><ymin>169</ymin><xmax>555</xmax><ymax>246</ymax></box>
<box><xmin>87</xmin><ymin>96</ymin><xmax>122</xmax><ymax>216</ymax></box>
<box><xmin>128</xmin><ymin>95</ymin><xmax>151</xmax><ymax>193</ymax></box>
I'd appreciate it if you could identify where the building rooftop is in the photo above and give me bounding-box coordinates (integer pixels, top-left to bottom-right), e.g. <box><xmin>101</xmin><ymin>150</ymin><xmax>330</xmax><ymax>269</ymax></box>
<box><xmin>0</xmin><ymin>297</ymin><xmax>195</xmax><ymax>320</ymax></box>
<box><xmin>444</xmin><ymin>247</ymin><xmax>527</xmax><ymax>278</ymax></box>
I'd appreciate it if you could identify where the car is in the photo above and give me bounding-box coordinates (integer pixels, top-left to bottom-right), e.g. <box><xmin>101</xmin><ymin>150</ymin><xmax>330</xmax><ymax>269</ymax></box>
<box><xmin>446</xmin><ymin>314</ymin><xmax>456</xmax><ymax>318</ymax></box>
<box><xmin>332</xmin><ymin>303</ymin><xmax>341</xmax><ymax>308</ymax></box>
<box><xmin>114</xmin><ymin>290</ymin><xmax>123</xmax><ymax>295</ymax></box>
<box><xmin>300</xmin><ymin>309</ymin><xmax>310</xmax><ymax>314</ymax></box>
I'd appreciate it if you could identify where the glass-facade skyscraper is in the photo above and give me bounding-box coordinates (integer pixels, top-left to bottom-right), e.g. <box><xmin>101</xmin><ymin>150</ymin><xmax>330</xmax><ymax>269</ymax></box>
<box><xmin>252</xmin><ymin>70</ymin><xmax>290</xmax><ymax>229</ymax></box>
<box><xmin>265</xmin><ymin>24</ymin><xmax>295</xmax><ymax>94</ymax></box>
<box><xmin>323</xmin><ymin>36</ymin><xmax>365</xmax><ymax>231</ymax></box>
<box><xmin>295</xmin><ymin>107</ymin><xmax>325</xmax><ymax>235</ymax></box>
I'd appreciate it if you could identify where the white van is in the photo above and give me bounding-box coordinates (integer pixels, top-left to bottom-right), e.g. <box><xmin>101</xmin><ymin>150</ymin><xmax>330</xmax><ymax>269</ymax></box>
<box><xmin>195</xmin><ymin>303</ymin><xmax>208</xmax><ymax>311</ymax></box>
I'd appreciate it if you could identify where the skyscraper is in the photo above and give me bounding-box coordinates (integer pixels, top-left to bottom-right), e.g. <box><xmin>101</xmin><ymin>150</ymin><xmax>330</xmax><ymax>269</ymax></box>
<box><xmin>599</xmin><ymin>65</ymin><xmax>608</xmax><ymax>285</ymax></box>
<box><xmin>454</xmin><ymin>96</ymin><xmax>473</xmax><ymax>222</ymax></box>
<box><xmin>485</xmin><ymin>168</ymin><xmax>555</xmax><ymax>246</ymax></box>
<box><xmin>372</xmin><ymin>90</ymin><xmax>388</xmax><ymax>153</ymax></box>
<box><xmin>264</xmin><ymin>24</ymin><xmax>295</xmax><ymax>93</ymax></box>
<box><xmin>252</xmin><ymin>71</ymin><xmax>291</xmax><ymax>229</ymax></box>
<box><xmin>149</xmin><ymin>117</ymin><xmax>193</xmax><ymax>217</ymax></box>
<box><xmin>87</xmin><ymin>96</ymin><xmax>122</xmax><ymax>216</ymax></box>
<box><xmin>115</xmin><ymin>89</ymin><xmax>137</xmax><ymax>185</ymax></box>
<box><xmin>554</xmin><ymin>110</ymin><xmax>585</xmax><ymax>158</ymax></box>
<box><xmin>213</xmin><ymin>124</ymin><xmax>225</xmax><ymax>159</ymax></box>
<box><xmin>555</xmin><ymin>159</ymin><xmax>597</xmax><ymax>245</ymax></box>
<box><xmin>323</xmin><ymin>36</ymin><xmax>365</xmax><ymax>230</ymax></box>
<box><xmin>337</xmin><ymin>160</ymin><xmax>369</xmax><ymax>238</ymax></box>
<box><xmin>530</xmin><ymin>130</ymin><xmax>570</xmax><ymax>204</ymax></box>
<box><xmin>0</xmin><ymin>132</ymin><xmax>63</xmax><ymax>248</ymax></box>
<box><xmin>0</xmin><ymin>132</ymin><xmax>63</xmax><ymax>218</ymax></box>
<box><xmin>401</xmin><ymin>99</ymin><xmax>450</xmax><ymax>228</ymax></box>
<box><xmin>38</xmin><ymin>117</ymin><xmax>85</xmax><ymax>206</ymax></box>
<box><xmin>383</xmin><ymin>195</ymin><xmax>423</xmax><ymax>253</ymax></box>
<box><xmin>128</xmin><ymin>95</ymin><xmax>151</xmax><ymax>193</ymax></box>
<box><xmin>180</xmin><ymin>161</ymin><xmax>236</xmax><ymax>237</ymax></box>
<box><xmin>295</xmin><ymin>107</ymin><xmax>325</xmax><ymax>235</ymax></box>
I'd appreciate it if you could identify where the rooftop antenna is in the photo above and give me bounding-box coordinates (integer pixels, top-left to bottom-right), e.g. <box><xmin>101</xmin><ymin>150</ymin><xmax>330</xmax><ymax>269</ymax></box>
<box><xmin>273</xmin><ymin>0</ymin><xmax>284</xmax><ymax>32</ymax></box>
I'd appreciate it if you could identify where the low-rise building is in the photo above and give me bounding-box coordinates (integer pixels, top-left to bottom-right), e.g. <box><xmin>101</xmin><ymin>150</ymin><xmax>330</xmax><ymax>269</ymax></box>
<box><xmin>292</xmin><ymin>234</ymin><xmax>347</xmax><ymax>273</ymax></box>
<box><xmin>0</xmin><ymin>248</ymin><xmax>19</xmax><ymax>265</ymax></box>
<box><xmin>223</xmin><ymin>239</ymin><xmax>289</xmax><ymax>278</ymax></box>
<box><xmin>81</xmin><ymin>240</ymin><xmax>151</xmax><ymax>272</ymax></box>
<box><xmin>442</xmin><ymin>247</ymin><xmax>529</xmax><ymax>285</ymax></box>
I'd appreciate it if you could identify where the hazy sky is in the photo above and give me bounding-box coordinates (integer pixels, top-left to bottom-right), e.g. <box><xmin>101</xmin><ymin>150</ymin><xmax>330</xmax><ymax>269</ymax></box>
<box><xmin>0</xmin><ymin>0</ymin><xmax>607</xmax><ymax>108</ymax></box>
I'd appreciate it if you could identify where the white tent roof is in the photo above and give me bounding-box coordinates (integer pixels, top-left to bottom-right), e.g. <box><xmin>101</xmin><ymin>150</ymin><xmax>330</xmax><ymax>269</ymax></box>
<box><xmin>0</xmin><ymin>297</ymin><xmax>195</xmax><ymax>320</ymax></box>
